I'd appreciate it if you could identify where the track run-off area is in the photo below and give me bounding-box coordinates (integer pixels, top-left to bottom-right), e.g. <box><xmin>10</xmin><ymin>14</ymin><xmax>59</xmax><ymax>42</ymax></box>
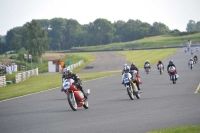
<box><xmin>0</xmin><ymin>48</ymin><xmax>200</xmax><ymax>133</ymax></box>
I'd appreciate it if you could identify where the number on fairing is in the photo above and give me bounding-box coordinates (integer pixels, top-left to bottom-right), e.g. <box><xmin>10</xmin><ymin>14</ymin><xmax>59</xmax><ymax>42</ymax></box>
<box><xmin>124</xmin><ymin>78</ymin><xmax>129</xmax><ymax>84</ymax></box>
<box><xmin>63</xmin><ymin>82</ymin><xmax>70</xmax><ymax>90</ymax></box>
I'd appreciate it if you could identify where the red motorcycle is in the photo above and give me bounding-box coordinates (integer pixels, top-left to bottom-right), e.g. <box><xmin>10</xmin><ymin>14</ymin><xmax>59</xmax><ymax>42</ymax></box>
<box><xmin>168</xmin><ymin>66</ymin><xmax>178</xmax><ymax>84</ymax></box>
<box><xmin>62</xmin><ymin>79</ymin><xmax>90</xmax><ymax>111</ymax></box>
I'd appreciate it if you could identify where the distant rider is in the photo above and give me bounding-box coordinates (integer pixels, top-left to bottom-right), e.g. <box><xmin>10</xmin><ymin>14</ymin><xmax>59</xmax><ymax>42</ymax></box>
<box><xmin>194</xmin><ymin>55</ymin><xmax>198</xmax><ymax>61</ymax></box>
<box><xmin>188</xmin><ymin>58</ymin><xmax>194</xmax><ymax>66</ymax></box>
<box><xmin>144</xmin><ymin>60</ymin><xmax>151</xmax><ymax>70</ymax></box>
<box><xmin>157</xmin><ymin>60</ymin><xmax>164</xmax><ymax>70</ymax></box>
<box><xmin>62</xmin><ymin>68</ymin><xmax>87</xmax><ymax>99</ymax></box>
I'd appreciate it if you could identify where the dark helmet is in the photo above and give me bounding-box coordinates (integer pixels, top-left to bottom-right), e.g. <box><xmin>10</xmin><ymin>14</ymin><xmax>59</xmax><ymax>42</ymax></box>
<box><xmin>131</xmin><ymin>63</ymin><xmax>135</xmax><ymax>68</ymax></box>
<box><xmin>169</xmin><ymin>60</ymin><xmax>173</xmax><ymax>64</ymax></box>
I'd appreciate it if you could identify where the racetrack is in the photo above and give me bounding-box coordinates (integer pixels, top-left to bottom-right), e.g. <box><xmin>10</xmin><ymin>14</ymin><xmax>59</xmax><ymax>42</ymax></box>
<box><xmin>0</xmin><ymin>48</ymin><xmax>200</xmax><ymax>133</ymax></box>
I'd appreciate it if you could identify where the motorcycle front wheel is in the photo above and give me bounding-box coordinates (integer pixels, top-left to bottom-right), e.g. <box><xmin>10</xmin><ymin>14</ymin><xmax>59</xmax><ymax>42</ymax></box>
<box><xmin>83</xmin><ymin>100</ymin><xmax>89</xmax><ymax>109</ymax></box>
<box><xmin>67</xmin><ymin>93</ymin><xmax>77</xmax><ymax>111</ymax></box>
<box><xmin>127</xmin><ymin>86</ymin><xmax>134</xmax><ymax>100</ymax></box>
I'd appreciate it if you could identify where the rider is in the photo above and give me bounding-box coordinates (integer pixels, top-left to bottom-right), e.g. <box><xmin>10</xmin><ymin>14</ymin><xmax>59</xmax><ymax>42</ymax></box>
<box><xmin>62</xmin><ymin>68</ymin><xmax>87</xmax><ymax>99</ymax></box>
<box><xmin>144</xmin><ymin>60</ymin><xmax>151</xmax><ymax>70</ymax></box>
<box><xmin>122</xmin><ymin>63</ymin><xmax>128</xmax><ymax>75</ymax></box>
<box><xmin>130</xmin><ymin>63</ymin><xmax>141</xmax><ymax>92</ymax></box>
<box><xmin>167</xmin><ymin>60</ymin><xmax>177</xmax><ymax>74</ymax></box>
<box><xmin>194</xmin><ymin>55</ymin><xmax>198</xmax><ymax>61</ymax></box>
<box><xmin>188</xmin><ymin>57</ymin><xmax>194</xmax><ymax>65</ymax></box>
<box><xmin>157</xmin><ymin>60</ymin><xmax>164</xmax><ymax>70</ymax></box>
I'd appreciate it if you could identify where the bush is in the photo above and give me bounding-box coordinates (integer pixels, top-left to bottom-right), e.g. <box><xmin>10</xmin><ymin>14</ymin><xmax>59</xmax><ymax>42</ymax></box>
<box><xmin>9</xmin><ymin>55</ymin><xmax>17</xmax><ymax>59</ymax></box>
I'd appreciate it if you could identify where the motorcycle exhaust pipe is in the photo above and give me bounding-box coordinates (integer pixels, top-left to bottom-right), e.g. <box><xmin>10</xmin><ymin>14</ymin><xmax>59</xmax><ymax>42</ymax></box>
<box><xmin>86</xmin><ymin>89</ymin><xmax>90</xmax><ymax>95</ymax></box>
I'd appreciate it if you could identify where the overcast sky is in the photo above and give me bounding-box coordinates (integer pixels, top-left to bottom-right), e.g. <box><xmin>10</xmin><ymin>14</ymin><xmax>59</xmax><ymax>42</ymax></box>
<box><xmin>0</xmin><ymin>0</ymin><xmax>200</xmax><ymax>35</ymax></box>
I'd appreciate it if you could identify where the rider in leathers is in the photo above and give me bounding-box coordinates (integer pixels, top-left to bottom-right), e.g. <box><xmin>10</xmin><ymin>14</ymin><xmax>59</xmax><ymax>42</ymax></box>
<box><xmin>167</xmin><ymin>60</ymin><xmax>177</xmax><ymax>74</ymax></box>
<box><xmin>62</xmin><ymin>68</ymin><xmax>87</xmax><ymax>99</ymax></box>
<box><xmin>157</xmin><ymin>60</ymin><xmax>164</xmax><ymax>70</ymax></box>
<box><xmin>129</xmin><ymin>63</ymin><xmax>141</xmax><ymax>92</ymax></box>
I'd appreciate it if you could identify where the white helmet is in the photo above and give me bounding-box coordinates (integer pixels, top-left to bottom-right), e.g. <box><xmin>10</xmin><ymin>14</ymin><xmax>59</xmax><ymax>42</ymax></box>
<box><xmin>123</xmin><ymin>65</ymin><xmax>130</xmax><ymax>73</ymax></box>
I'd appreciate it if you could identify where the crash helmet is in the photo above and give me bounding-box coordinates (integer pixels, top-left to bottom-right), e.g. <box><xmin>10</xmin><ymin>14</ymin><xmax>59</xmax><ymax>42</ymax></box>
<box><xmin>159</xmin><ymin>60</ymin><xmax>161</xmax><ymax>63</ymax></box>
<box><xmin>123</xmin><ymin>65</ymin><xmax>130</xmax><ymax>73</ymax></box>
<box><xmin>64</xmin><ymin>68</ymin><xmax>72</xmax><ymax>76</ymax></box>
<box><xmin>131</xmin><ymin>63</ymin><xmax>135</xmax><ymax>68</ymax></box>
<box><xmin>169</xmin><ymin>60</ymin><xmax>173</xmax><ymax>64</ymax></box>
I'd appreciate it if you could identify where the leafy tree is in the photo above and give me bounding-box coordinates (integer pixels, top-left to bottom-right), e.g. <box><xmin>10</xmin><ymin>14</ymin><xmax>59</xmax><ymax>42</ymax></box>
<box><xmin>186</xmin><ymin>20</ymin><xmax>196</xmax><ymax>32</ymax></box>
<box><xmin>48</xmin><ymin>18</ymin><xmax>66</xmax><ymax>50</ymax></box>
<box><xmin>17</xmin><ymin>47</ymin><xmax>27</xmax><ymax>61</ymax></box>
<box><xmin>25</xmin><ymin>19</ymin><xmax>51</xmax><ymax>59</ymax></box>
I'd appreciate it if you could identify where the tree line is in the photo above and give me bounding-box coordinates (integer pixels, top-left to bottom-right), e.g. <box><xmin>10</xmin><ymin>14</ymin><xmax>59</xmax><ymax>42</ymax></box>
<box><xmin>0</xmin><ymin>18</ymin><xmax>199</xmax><ymax>62</ymax></box>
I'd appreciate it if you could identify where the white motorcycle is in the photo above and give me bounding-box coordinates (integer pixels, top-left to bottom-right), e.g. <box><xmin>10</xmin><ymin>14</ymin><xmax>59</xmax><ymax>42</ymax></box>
<box><xmin>122</xmin><ymin>71</ymin><xmax>140</xmax><ymax>100</ymax></box>
<box><xmin>188</xmin><ymin>60</ymin><xmax>194</xmax><ymax>70</ymax></box>
<box><xmin>144</xmin><ymin>64</ymin><xmax>150</xmax><ymax>74</ymax></box>
<box><xmin>158</xmin><ymin>64</ymin><xmax>164</xmax><ymax>75</ymax></box>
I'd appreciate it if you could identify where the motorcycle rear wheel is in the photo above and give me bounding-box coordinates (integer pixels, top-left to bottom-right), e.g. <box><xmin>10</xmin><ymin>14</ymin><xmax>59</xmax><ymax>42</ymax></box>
<box><xmin>67</xmin><ymin>93</ymin><xmax>77</xmax><ymax>111</ymax></box>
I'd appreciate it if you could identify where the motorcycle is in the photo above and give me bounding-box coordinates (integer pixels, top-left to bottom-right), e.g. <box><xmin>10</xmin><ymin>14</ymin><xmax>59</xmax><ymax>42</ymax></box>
<box><xmin>188</xmin><ymin>60</ymin><xmax>194</xmax><ymax>70</ymax></box>
<box><xmin>122</xmin><ymin>71</ymin><xmax>140</xmax><ymax>100</ymax></box>
<box><xmin>62</xmin><ymin>78</ymin><xmax>90</xmax><ymax>111</ymax></box>
<box><xmin>194</xmin><ymin>57</ymin><xmax>198</xmax><ymax>64</ymax></box>
<box><xmin>158</xmin><ymin>64</ymin><xmax>164</xmax><ymax>75</ymax></box>
<box><xmin>144</xmin><ymin>64</ymin><xmax>150</xmax><ymax>74</ymax></box>
<box><xmin>191</xmin><ymin>50</ymin><xmax>193</xmax><ymax>55</ymax></box>
<box><xmin>168</xmin><ymin>66</ymin><xmax>178</xmax><ymax>84</ymax></box>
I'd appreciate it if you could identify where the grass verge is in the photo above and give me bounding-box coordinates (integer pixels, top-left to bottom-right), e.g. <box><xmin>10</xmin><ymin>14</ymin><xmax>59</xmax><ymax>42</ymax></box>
<box><xmin>147</xmin><ymin>125</ymin><xmax>200</xmax><ymax>133</ymax></box>
<box><xmin>117</xmin><ymin>48</ymin><xmax>178</xmax><ymax>68</ymax></box>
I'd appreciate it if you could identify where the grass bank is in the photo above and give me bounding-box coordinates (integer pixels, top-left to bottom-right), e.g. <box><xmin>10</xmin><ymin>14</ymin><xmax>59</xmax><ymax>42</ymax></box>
<box><xmin>147</xmin><ymin>125</ymin><xmax>200</xmax><ymax>133</ymax></box>
<box><xmin>71</xmin><ymin>33</ymin><xmax>200</xmax><ymax>51</ymax></box>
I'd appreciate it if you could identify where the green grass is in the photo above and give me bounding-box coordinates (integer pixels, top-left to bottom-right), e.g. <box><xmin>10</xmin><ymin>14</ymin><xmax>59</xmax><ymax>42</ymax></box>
<box><xmin>147</xmin><ymin>125</ymin><xmax>200</xmax><ymax>133</ymax></box>
<box><xmin>0</xmin><ymin>71</ymin><xmax>119</xmax><ymax>100</ymax></box>
<box><xmin>117</xmin><ymin>48</ymin><xmax>178</xmax><ymax>68</ymax></box>
<box><xmin>71</xmin><ymin>33</ymin><xmax>200</xmax><ymax>51</ymax></box>
<box><xmin>0</xmin><ymin>49</ymin><xmax>177</xmax><ymax>100</ymax></box>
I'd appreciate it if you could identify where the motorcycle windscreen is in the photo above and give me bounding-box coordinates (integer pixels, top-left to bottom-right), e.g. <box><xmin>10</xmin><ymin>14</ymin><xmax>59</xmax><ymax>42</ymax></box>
<box><xmin>74</xmin><ymin>91</ymin><xmax>84</xmax><ymax>100</ymax></box>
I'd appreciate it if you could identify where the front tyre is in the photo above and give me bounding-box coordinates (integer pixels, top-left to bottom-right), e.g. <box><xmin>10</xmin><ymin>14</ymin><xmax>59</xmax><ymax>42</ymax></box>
<box><xmin>67</xmin><ymin>93</ymin><xmax>77</xmax><ymax>111</ymax></box>
<box><xmin>127</xmin><ymin>86</ymin><xmax>134</xmax><ymax>100</ymax></box>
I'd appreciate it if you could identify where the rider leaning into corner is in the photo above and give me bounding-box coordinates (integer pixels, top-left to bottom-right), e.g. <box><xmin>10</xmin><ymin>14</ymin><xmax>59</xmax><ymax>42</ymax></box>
<box><xmin>157</xmin><ymin>60</ymin><xmax>164</xmax><ymax>70</ymax></box>
<box><xmin>61</xmin><ymin>68</ymin><xmax>88</xmax><ymax>99</ymax></box>
<box><xmin>130</xmin><ymin>63</ymin><xmax>142</xmax><ymax>93</ymax></box>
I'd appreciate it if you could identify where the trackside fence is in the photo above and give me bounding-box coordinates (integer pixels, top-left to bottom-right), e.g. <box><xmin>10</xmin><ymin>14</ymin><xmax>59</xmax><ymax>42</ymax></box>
<box><xmin>66</xmin><ymin>60</ymin><xmax>84</xmax><ymax>70</ymax></box>
<box><xmin>0</xmin><ymin>76</ymin><xmax>6</xmax><ymax>87</ymax></box>
<box><xmin>15</xmin><ymin>68</ymin><xmax>38</xmax><ymax>83</ymax></box>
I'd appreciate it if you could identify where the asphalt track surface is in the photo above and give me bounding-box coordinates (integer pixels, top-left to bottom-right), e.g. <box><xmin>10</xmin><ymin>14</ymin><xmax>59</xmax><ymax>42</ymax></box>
<box><xmin>0</xmin><ymin>48</ymin><xmax>200</xmax><ymax>133</ymax></box>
